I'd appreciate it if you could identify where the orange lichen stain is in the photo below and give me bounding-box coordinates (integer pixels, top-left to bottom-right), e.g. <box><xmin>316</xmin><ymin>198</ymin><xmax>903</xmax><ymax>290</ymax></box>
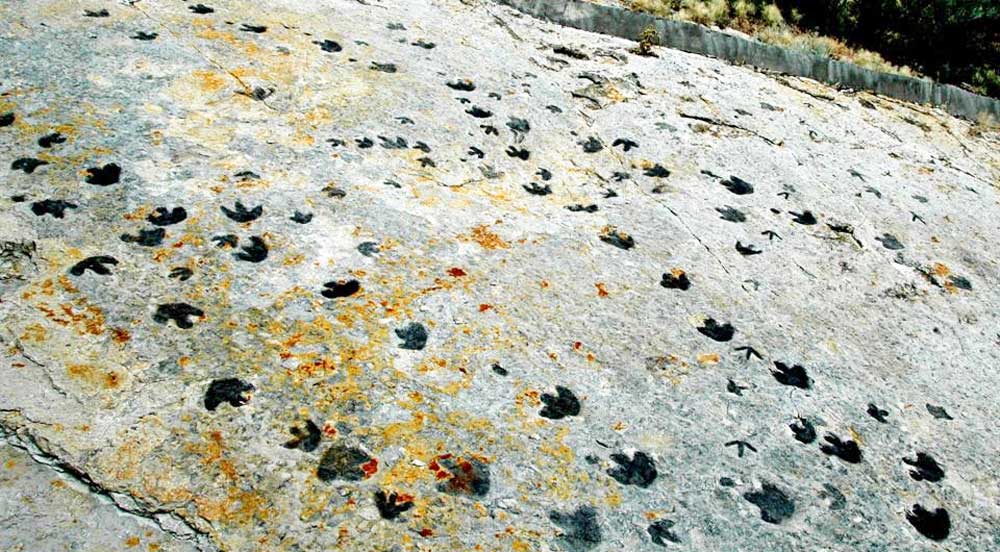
<box><xmin>361</xmin><ymin>458</ymin><xmax>379</xmax><ymax>478</ymax></box>
<box><xmin>697</xmin><ymin>353</ymin><xmax>720</xmax><ymax>365</ymax></box>
<box><xmin>20</xmin><ymin>323</ymin><xmax>47</xmax><ymax>343</ymax></box>
<box><xmin>111</xmin><ymin>327</ymin><xmax>131</xmax><ymax>344</ymax></box>
<box><xmin>152</xmin><ymin>248</ymin><xmax>173</xmax><ymax>263</ymax></box>
<box><xmin>66</xmin><ymin>364</ymin><xmax>123</xmax><ymax>390</ymax></box>
<box><xmin>125</xmin><ymin>536</ymin><xmax>140</xmax><ymax>547</ymax></box>
<box><xmin>189</xmin><ymin>431</ymin><xmax>239</xmax><ymax>482</ymax></box>
<box><xmin>191</xmin><ymin>69</ymin><xmax>229</xmax><ymax>93</ymax></box>
<box><xmin>57</xmin><ymin>275</ymin><xmax>78</xmax><ymax>294</ymax></box>
<box><xmin>283</xmin><ymin>254</ymin><xmax>305</xmax><ymax>266</ymax></box>
<box><xmin>50</xmin><ymin>479</ymin><xmax>66</xmax><ymax>488</ymax></box>
<box><xmin>932</xmin><ymin>263</ymin><xmax>950</xmax><ymax>277</ymax></box>
<box><xmin>595</xmin><ymin>283</ymin><xmax>609</xmax><ymax>297</ymax></box>
<box><xmin>194</xmin><ymin>489</ymin><xmax>269</xmax><ymax>525</ymax></box>
<box><xmin>465</xmin><ymin>224</ymin><xmax>510</xmax><ymax>250</ymax></box>
<box><xmin>418</xmin><ymin>528</ymin><xmax>434</xmax><ymax>537</ymax></box>
<box><xmin>4</xmin><ymin>459</ymin><xmax>16</xmax><ymax>470</ymax></box>
<box><xmin>612</xmin><ymin>421</ymin><xmax>627</xmax><ymax>431</ymax></box>
<box><xmin>540</xmin><ymin>280</ymin><xmax>550</xmax><ymax>288</ymax></box>
<box><xmin>479</xmin><ymin>303</ymin><xmax>493</xmax><ymax>312</ymax></box>
<box><xmin>447</xmin><ymin>267</ymin><xmax>467</xmax><ymax>277</ymax></box>
<box><xmin>123</xmin><ymin>205</ymin><xmax>152</xmax><ymax>221</ymax></box>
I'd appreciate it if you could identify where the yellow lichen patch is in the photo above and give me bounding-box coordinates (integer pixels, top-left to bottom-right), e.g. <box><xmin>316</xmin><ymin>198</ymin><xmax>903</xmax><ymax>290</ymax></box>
<box><xmin>697</xmin><ymin>353</ymin><xmax>720</xmax><ymax>365</ymax></box>
<box><xmin>463</xmin><ymin>224</ymin><xmax>510</xmax><ymax>250</ymax></box>
<box><xmin>20</xmin><ymin>323</ymin><xmax>47</xmax><ymax>343</ymax></box>
<box><xmin>194</xmin><ymin>488</ymin><xmax>270</xmax><ymax>526</ymax></box>
<box><xmin>190</xmin><ymin>69</ymin><xmax>229</xmax><ymax>94</ymax></box>
<box><xmin>188</xmin><ymin>431</ymin><xmax>240</xmax><ymax>482</ymax></box>
<box><xmin>34</xmin><ymin>300</ymin><xmax>106</xmax><ymax>336</ymax></box>
<box><xmin>66</xmin><ymin>363</ymin><xmax>124</xmax><ymax>390</ymax></box>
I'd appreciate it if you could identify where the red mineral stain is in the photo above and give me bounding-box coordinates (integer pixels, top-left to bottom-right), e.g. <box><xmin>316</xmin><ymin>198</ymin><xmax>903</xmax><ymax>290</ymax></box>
<box><xmin>361</xmin><ymin>458</ymin><xmax>379</xmax><ymax>478</ymax></box>
<box><xmin>447</xmin><ymin>267</ymin><xmax>467</xmax><ymax>277</ymax></box>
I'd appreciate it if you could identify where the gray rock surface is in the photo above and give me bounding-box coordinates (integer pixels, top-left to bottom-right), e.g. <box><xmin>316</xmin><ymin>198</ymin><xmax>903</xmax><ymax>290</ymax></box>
<box><xmin>1</xmin><ymin>0</ymin><xmax>999</xmax><ymax>551</ymax></box>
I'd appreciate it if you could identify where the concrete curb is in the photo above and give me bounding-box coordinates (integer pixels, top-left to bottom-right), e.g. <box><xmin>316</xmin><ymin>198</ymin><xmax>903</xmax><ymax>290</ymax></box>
<box><xmin>494</xmin><ymin>0</ymin><xmax>1000</xmax><ymax>122</ymax></box>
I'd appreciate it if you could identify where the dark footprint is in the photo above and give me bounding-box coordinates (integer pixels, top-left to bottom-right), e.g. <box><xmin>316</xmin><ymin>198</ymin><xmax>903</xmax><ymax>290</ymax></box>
<box><xmin>607</xmin><ymin>451</ymin><xmax>657</xmax><ymax>487</ymax></box>
<box><xmin>314</xmin><ymin>39</ymin><xmax>341</xmax><ymax>52</ymax></box>
<box><xmin>523</xmin><ymin>183</ymin><xmax>552</xmax><ymax>196</ymax></box>
<box><xmin>867</xmin><ymin>403</ymin><xmax>889</xmax><ymax>423</ymax></box>
<box><xmin>84</xmin><ymin>9</ymin><xmax>109</xmax><ymax>17</ymax></box>
<box><xmin>647</xmin><ymin>519</ymin><xmax>681</xmax><ymax>545</ymax></box>
<box><xmin>566</xmin><ymin>204</ymin><xmax>598</xmax><ymax>213</ymax></box>
<box><xmin>153</xmin><ymin>302</ymin><xmax>204</xmax><ymax>329</ymax></box>
<box><xmin>69</xmin><ymin>255</ymin><xmax>118</xmax><ymax>276</ymax></box>
<box><xmin>370</xmin><ymin>62</ymin><xmax>397</xmax><ymax>73</ymax></box>
<box><xmin>612</xmin><ymin>138</ymin><xmax>638</xmax><ymax>151</ymax></box>
<box><xmin>820</xmin><ymin>433</ymin><xmax>862</xmax><ymax>464</ymax></box>
<box><xmin>906</xmin><ymin>505</ymin><xmax>950</xmax><ymax>541</ymax></box>
<box><xmin>505</xmin><ymin>146</ymin><xmax>530</xmax><ymax>160</ymax></box>
<box><xmin>875</xmin><ymin>233</ymin><xmax>904</xmax><ymax>250</ymax></box>
<box><xmin>735</xmin><ymin>241</ymin><xmax>762</xmax><ymax>256</ymax></box>
<box><xmin>169</xmin><ymin>267</ymin><xmax>193</xmax><ymax>281</ymax></box>
<box><xmin>790</xmin><ymin>210</ymin><xmax>817</xmax><ymax>225</ymax></box>
<box><xmin>85</xmin><ymin>163</ymin><xmax>120</xmax><ymax>185</ymax></box>
<box><xmin>221</xmin><ymin>200</ymin><xmax>262</xmax><ymax>222</ymax></box>
<box><xmin>743</xmin><ymin>483</ymin><xmax>795</xmax><ymax>524</ymax></box>
<box><xmin>716</xmin><ymin>206</ymin><xmax>746</xmax><ymax>223</ymax></box>
<box><xmin>903</xmin><ymin>453</ymin><xmax>944</xmax><ymax>482</ymax></box>
<box><xmin>147</xmin><ymin>207</ymin><xmax>187</xmax><ymax>226</ymax></box>
<box><xmin>374</xmin><ymin>490</ymin><xmax>413</xmax><ymax>520</ymax></box>
<box><xmin>0</xmin><ymin>112</ymin><xmax>14</xmax><ymax>126</ymax></box>
<box><xmin>580</xmin><ymin>136</ymin><xmax>603</xmax><ymax>153</ymax></box>
<box><xmin>189</xmin><ymin>4</ymin><xmax>214</xmax><ymax>14</ymax></box>
<box><xmin>240</xmin><ymin>24</ymin><xmax>267</xmax><ymax>33</ymax></box>
<box><xmin>291</xmin><ymin>211</ymin><xmax>313</xmax><ymax>224</ymax></box>
<box><xmin>660</xmin><ymin>269</ymin><xmax>690</xmax><ymax>290</ymax></box>
<box><xmin>790</xmin><ymin>417</ymin><xmax>816</xmax><ymax>444</ymax></box>
<box><xmin>599</xmin><ymin>226</ymin><xmax>634</xmax><ymax>250</ymax></box>
<box><xmin>721</xmin><ymin>176</ymin><xmax>754</xmax><ymax>195</ymax></box>
<box><xmin>771</xmin><ymin>361</ymin><xmax>811</xmax><ymax>389</ymax></box>
<box><xmin>120</xmin><ymin>227</ymin><xmax>165</xmax><ymax>247</ymax></box>
<box><xmin>204</xmin><ymin>378</ymin><xmax>254</xmax><ymax>411</ymax></box>
<box><xmin>322</xmin><ymin>279</ymin><xmax>361</xmax><ymax>298</ymax></box>
<box><xmin>926</xmin><ymin>404</ymin><xmax>953</xmax><ymax>420</ymax></box>
<box><xmin>31</xmin><ymin>199</ymin><xmax>77</xmax><ymax>218</ymax></box>
<box><xmin>540</xmin><ymin>386</ymin><xmax>580</xmax><ymax>419</ymax></box>
<box><xmin>697</xmin><ymin>318</ymin><xmax>735</xmax><ymax>342</ymax></box>
<box><xmin>466</xmin><ymin>106</ymin><xmax>493</xmax><ymax>118</ymax></box>
<box><xmin>317</xmin><ymin>444</ymin><xmax>373</xmax><ymax>482</ymax></box>
<box><xmin>395</xmin><ymin>322</ymin><xmax>428</xmax><ymax>350</ymax></box>
<box><xmin>644</xmin><ymin>164</ymin><xmax>670</xmax><ymax>178</ymax></box>
<box><xmin>12</xmin><ymin>158</ymin><xmax>49</xmax><ymax>174</ymax></box>
<box><xmin>358</xmin><ymin>242</ymin><xmax>380</xmax><ymax>256</ymax></box>
<box><xmin>549</xmin><ymin>506</ymin><xmax>602</xmax><ymax>550</ymax></box>
<box><xmin>284</xmin><ymin>420</ymin><xmax>322</xmax><ymax>452</ymax></box>
<box><xmin>447</xmin><ymin>79</ymin><xmax>476</xmax><ymax>91</ymax></box>
<box><xmin>132</xmin><ymin>31</ymin><xmax>158</xmax><ymax>40</ymax></box>
<box><xmin>38</xmin><ymin>132</ymin><xmax>67</xmax><ymax>148</ymax></box>
<box><xmin>234</xmin><ymin>236</ymin><xmax>268</xmax><ymax>262</ymax></box>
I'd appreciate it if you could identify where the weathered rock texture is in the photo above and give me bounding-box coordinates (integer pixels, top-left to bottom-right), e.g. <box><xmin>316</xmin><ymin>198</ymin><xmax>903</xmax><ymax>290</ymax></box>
<box><xmin>1</xmin><ymin>0</ymin><xmax>999</xmax><ymax>551</ymax></box>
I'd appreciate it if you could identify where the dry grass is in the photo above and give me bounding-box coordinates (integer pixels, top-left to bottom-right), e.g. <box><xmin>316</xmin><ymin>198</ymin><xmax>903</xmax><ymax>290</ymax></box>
<box><xmin>624</xmin><ymin>0</ymin><xmax>914</xmax><ymax>77</ymax></box>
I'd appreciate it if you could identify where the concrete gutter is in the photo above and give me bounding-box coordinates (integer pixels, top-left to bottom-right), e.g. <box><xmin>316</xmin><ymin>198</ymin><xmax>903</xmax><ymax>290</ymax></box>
<box><xmin>494</xmin><ymin>0</ymin><xmax>1000</xmax><ymax>122</ymax></box>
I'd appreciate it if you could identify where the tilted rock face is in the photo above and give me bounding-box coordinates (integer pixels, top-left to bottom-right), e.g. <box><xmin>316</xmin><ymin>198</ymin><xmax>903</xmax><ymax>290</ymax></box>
<box><xmin>1</xmin><ymin>0</ymin><xmax>999</xmax><ymax>550</ymax></box>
